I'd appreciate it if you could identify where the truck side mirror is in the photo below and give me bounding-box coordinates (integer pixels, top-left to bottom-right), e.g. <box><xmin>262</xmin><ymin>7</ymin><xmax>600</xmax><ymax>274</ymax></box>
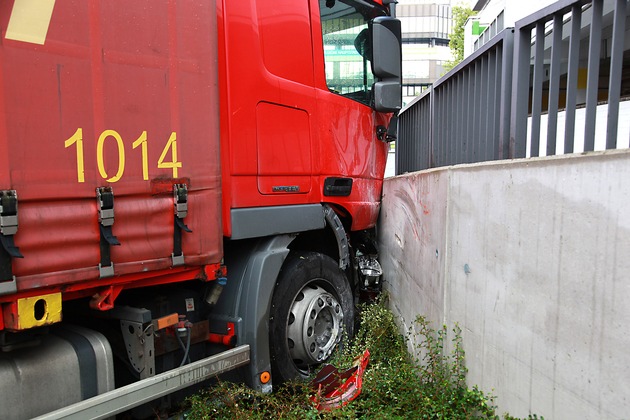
<box><xmin>371</xmin><ymin>17</ymin><xmax>402</xmax><ymax>112</ymax></box>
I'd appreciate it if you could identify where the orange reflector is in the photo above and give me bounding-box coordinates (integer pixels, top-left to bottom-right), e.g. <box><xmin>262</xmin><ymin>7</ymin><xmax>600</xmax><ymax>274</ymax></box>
<box><xmin>153</xmin><ymin>313</ymin><xmax>179</xmax><ymax>330</ymax></box>
<box><xmin>260</xmin><ymin>371</ymin><xmax>271</xmax><ymax>384</ymax></box>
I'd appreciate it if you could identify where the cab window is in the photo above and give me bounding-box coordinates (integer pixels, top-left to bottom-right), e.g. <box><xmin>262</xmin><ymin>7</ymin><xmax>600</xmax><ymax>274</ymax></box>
<box><xmin>319</xmin><ymin>0</ymin><xmax>375</xmax><ymax>105</ymax></box>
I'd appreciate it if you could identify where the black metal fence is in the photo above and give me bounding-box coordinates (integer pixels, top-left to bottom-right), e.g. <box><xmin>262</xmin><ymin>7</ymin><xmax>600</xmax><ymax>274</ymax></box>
<box><xmin>397</xmin><ymin>0</ymin><xmax>629</xmax><ymax>174</ymax></box>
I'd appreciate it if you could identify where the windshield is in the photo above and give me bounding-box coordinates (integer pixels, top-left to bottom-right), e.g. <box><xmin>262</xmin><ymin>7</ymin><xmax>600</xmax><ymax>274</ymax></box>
<box><xmin>319</xmin><ymin>0</ymin><xmax>387</xmax><ymax>106</ymax></box>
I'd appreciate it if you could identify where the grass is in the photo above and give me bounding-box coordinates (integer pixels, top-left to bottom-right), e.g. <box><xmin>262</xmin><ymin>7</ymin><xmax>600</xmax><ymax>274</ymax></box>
<box><xmin>182</xmin><ymin>300</ymin><xmax>540</xmax><ymax>419</ymax></box>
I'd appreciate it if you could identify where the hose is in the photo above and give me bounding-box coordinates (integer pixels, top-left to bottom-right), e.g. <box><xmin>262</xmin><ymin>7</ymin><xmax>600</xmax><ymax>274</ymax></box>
<box><xmin>176</xmin><ymin>325</ymin><xmax>192</xmax><ymax>367</ymax></box>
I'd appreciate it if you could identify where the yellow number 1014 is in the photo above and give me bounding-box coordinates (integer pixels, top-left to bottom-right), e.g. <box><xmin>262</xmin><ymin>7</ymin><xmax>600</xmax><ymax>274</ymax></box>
<box><xmin>64</xmin><ymin>128</ymin><xmax>182</xmax><ymax>183</ymax></box>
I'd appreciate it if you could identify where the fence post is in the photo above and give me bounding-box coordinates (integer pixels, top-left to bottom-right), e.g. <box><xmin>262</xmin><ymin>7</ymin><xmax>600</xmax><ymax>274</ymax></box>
<box><xmin>510</xmin><ymin>25</ymin><xmax>531</xmax><ymax>159</ymax></box>
<box><xmin>498</xmin><ymin>29</ymin><xmax>513</xmax><ymax>160</ymax></box>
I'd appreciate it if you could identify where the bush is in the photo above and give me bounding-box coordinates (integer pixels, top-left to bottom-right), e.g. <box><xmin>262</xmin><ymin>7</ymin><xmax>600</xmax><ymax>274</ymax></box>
<box><xmin>183</xmin><ymin>301</ymin><xmax>537</xmax><ymax>419</ymax></box>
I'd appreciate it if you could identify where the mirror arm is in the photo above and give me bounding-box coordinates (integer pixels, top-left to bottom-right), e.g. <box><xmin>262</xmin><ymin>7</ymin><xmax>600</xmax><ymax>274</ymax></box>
<box><xmin>376</xmin><ymin>113</ymin><xmax>398</xmax><ymax>143</ymax></box>
<box><xmin>386</xmin><ymin>113</ymin><xmax>398</xmax><ymax>142</ymax></box>
<box><xmin>382</xmin><ymin>0</ymin><xmax>398</xmax><ymax>18</ymax></box>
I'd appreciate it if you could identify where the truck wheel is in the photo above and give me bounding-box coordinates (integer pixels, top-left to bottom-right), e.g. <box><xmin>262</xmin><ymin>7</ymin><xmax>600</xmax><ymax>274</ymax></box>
<box><xmin>269</xmin><ymin>251</ymin><xmax>354</xmax><ymax>382</ymax></box>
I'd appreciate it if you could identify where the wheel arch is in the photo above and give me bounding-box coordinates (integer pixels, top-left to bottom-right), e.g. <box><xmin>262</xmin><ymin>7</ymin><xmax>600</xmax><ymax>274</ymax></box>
<box><xmin>212</xmin><ymin>235</ymin><xmax>293</xmax><ymax>392</ymax></box>
<box><xmin>214</xmin><ymin>205</ymin><xmax>352</xmax><ymax>390</ymax></box>
<box><xmin>288</xmin><ymin>204</ymin><xmax>351</xmax><ymax>270</ymax></box>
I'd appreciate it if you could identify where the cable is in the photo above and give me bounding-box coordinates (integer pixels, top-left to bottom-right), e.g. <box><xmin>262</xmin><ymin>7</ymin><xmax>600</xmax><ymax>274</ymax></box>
<box><xmin>177</xmin><ymin>325</ymin><xmax>192</xmax><ymax>367</ymax></box>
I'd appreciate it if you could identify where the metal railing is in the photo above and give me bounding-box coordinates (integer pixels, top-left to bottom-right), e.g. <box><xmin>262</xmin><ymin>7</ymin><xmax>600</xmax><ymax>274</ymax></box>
<box><xmin>397</xmin><ymin>0</ymin><xmax>629</xmax><ymax>174</ymax></box>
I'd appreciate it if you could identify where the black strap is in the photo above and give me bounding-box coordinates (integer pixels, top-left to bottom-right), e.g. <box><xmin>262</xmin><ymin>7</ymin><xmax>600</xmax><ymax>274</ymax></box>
<box><xmin>0</xmin><ymin>240</ymin><xmax>13</xmax><ymax>282</ymax></box>
<box><xmin>0</xmin><ymin>234</ymin><xmax>22</xmax><ymax>258</ymax></box>
<box><xmin>0</xmin><ymin>190</ymin><xmax>22</xmax><ymax>282</ymax></box>
<box><xmin>172</xmin><ymin>184</ymin><xmax>192</xmax><ymax>263</ymax></box>
<box><xmin>54</xmin><ymin>328</ymin><xmax>99</xmax><ymax>399</ymax></box>
<box><xmin>173</xmin><ymin>216</ymin><xmax>192</xmax><ymax>259</ymax></box>
<box><xmin>97</xmin><ymin>187</ymin><xmax>120</xmax><ymax>275</ymax></box>
<box><xmin>99</xmin><ymin>224</ymin><xmax>120</xmax><ymax>269</ymax></box>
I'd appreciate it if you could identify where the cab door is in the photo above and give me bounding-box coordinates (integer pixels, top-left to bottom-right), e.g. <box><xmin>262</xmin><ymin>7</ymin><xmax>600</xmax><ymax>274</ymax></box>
<box><xmin>255</xmin><ymin>0</ymin><xmax>315</xmax><ymax>196</ymax></box>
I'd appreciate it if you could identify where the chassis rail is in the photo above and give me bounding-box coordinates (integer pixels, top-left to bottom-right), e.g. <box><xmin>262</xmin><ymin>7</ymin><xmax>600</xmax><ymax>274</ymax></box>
<box><xmin>33</xmin><ymin>345</ymin><xmax>250</xmax><ymax>420</ymax></box>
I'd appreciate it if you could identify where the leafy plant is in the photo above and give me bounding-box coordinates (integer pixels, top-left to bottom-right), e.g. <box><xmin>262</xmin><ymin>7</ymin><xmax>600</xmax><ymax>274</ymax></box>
<box><xmin>182</xmin><ymin>300</ymin><xmax>538</xmax><ymax>419</ymax></box>
<box><xmin>504</xmin><ymin>415</ymin><xmax>545</xmax><ymax>420</ymax></box>
<box><xmin>443</xmin><ymin>4</ymin><xmax>477</xmax><ymax>72</ymax></box>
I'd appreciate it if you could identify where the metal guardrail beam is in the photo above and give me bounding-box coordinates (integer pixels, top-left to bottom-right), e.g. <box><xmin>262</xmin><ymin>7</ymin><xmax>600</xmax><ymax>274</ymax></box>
<box><xmin>34</xmin><ymin>345</ymin><xmax>250</xmax><ymax>420</ymax></box>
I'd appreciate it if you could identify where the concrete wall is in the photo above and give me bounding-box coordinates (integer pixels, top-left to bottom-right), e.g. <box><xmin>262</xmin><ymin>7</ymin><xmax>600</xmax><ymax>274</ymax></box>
<box><xmin>378</xmin><ymin>149</ymin><xmax>630</xmax><ymax>419</ymax></box>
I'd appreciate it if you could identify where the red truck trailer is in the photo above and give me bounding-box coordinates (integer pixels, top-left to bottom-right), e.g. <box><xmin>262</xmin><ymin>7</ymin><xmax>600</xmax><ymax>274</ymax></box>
<box><xmin>0</xmin><ymin>0</ymin><xmax>401</xmax><ymax>417</ymax></box>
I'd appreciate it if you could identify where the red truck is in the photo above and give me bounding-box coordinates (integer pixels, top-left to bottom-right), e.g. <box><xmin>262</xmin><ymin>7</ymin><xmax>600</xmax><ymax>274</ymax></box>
<box><xmin>0</xmin><ymin>0</ymin><xmax>401</xmax><ymax>417</ymax></box>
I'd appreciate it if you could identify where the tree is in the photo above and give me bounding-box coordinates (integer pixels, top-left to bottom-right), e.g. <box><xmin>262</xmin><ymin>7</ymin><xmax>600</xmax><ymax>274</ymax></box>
<box><xmin>443</xmin><ymin>5</ymin><xmax>477</xmax><ymax>72</ymax></box>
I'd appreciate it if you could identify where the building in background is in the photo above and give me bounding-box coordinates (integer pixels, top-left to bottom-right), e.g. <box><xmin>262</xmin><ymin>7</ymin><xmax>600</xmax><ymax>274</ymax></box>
<box><xmin>388</xmin><ymin>0</ymin><xmax>470</xmax><ymax>176</ymax></box>
<box><xmin>464</xmin><ymin>0</ymin><xmax>555</xmax><ymax>56</ymax></box>
<box><xmin>398</xmin><ymin>0</ymin><xmax>457</xmax><ymax>104</ymax></box>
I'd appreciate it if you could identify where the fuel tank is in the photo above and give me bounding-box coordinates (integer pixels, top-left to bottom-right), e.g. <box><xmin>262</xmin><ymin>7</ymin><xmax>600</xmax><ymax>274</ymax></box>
<box><xmin>0</xmin><ymin>325</ymin><xmax>114</xmax><ymax>419</ymax></box>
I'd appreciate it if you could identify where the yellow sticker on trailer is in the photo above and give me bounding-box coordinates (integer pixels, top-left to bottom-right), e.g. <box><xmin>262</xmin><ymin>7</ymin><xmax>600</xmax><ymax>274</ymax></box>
<box><xmin>6</xmin><ymin>0</ymin><xmax>56</xmax><ymax>45</ymax></box>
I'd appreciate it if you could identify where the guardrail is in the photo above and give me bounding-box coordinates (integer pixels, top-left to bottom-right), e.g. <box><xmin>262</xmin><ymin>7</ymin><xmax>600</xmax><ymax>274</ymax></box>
<box><xmin>397</xmin><ymin>0</ymin><xmax>629</xmax><ymax>174</ymax></box>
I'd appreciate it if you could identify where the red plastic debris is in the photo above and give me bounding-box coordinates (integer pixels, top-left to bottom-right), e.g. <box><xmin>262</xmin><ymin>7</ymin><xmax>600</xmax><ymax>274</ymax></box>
<box><xmin>310</xmin><ymin>349</ymin><xmax>370</xmax><ymax>411</ymax></box>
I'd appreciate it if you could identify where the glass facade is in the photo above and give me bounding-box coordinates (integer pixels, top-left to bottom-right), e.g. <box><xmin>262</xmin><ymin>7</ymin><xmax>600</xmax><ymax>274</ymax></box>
<box><xmin>397</xmin><ymin>0</ymin><xmax>456</xmax><ymax>104</ymax></box>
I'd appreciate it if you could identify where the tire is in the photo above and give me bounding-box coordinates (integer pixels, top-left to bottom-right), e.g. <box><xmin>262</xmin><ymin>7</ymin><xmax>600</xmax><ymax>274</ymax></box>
<box><xmin>269</xmin><ymin>251</ymin><xmax>354</xmax><ymax>383</ymax></box>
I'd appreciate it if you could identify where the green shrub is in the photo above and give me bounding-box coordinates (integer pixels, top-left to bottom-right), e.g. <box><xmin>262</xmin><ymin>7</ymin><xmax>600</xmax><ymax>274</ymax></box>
<box><xmin>183</xmin><ymin>300</ymin><xmax>537</xmax><ymax>419</ymax></box>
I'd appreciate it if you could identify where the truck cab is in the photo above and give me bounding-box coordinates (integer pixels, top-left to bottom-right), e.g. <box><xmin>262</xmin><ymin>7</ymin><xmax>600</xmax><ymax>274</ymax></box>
<box><xmin>220</xmin><ymin>0</ymin><xmax>400</xmax><ymax>237</ymax></box>
<box><xmin>217</xmin><ymin>0</ymin><xmax>402</xmax><ymax>388</ymax></box>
